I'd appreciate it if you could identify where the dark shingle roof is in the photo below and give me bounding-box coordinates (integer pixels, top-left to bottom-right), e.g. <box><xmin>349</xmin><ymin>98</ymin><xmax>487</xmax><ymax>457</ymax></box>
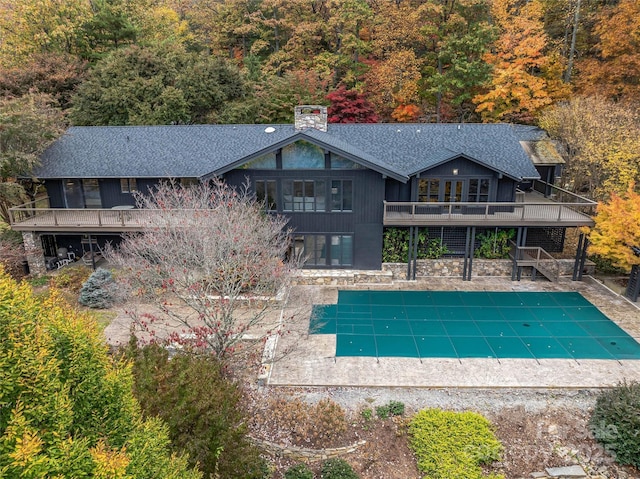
<box><xmin>36</xmin><ymin>123</ymin><xmax>540</xmax><ymax>182</ymax></box>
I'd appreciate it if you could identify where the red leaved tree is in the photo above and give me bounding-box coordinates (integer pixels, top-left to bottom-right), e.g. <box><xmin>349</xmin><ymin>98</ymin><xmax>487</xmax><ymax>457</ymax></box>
<box><xmin>326</xmin><ymin>86</ymin><xmax>378</xmax><ymax>123</ymax></box>
<box><xmin>108</xmin><ymin>180</ymin><xmax>300</xmax><ymax>361</ymax></box>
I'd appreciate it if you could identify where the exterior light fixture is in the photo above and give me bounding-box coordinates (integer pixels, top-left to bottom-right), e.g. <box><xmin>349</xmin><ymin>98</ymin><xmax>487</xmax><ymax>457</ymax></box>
<box><xmin>453</xmin><ymin>169</ymin><xmax>459</xmax><ymax>175</ymax></box>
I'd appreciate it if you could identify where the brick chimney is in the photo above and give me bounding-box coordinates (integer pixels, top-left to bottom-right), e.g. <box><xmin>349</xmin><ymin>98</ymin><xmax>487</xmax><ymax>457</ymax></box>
<box><xmin>294</xmin><ymin>105</ymin><xmax>328</xmax><ymax>132</ymax></box>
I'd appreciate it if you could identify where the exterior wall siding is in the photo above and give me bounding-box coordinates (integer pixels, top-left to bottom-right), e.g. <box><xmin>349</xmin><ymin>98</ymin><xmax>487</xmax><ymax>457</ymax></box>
<box><xmin>224</xmin><ymin>168</ymin><xmax>386</xmax><ymax>270</ymax></box>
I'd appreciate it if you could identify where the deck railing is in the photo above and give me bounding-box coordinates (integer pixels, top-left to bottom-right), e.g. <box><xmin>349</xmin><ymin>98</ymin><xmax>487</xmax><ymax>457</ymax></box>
<box><xmin>384</xmin><ymin>181</ymin><xmax>597</xmax><ymax>227</ymax></box>
<box><xmin>530</xmin><ymin>179</ymin><xmax>596</xmax><ymax>204</ymax></box>
<box><xmin>9</xmin><ymin>197</ymin><xmax>157</xmax><ymax>230</ymax></box>
<box><xmin>383</xmin><ymin>201</ymin><xmax>595</xmax><ymax>226</ymax></box>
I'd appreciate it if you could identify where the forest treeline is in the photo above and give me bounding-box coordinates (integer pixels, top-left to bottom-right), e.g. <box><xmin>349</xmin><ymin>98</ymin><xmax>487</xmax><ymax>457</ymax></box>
<box><xmin>0</xmin><ymin>0</ymin><xmax>638</xmax><ymax>126</ymax></box>
<box><xmin>1</xmin><ymin>0</ymin><xmax>639</xmax><ymax>204</ymax></box>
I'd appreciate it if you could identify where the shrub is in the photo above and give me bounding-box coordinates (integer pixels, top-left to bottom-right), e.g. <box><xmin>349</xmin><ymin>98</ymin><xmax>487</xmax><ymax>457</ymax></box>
<box><xmin>409</xmin><ymin>409</ymin><xmax>503</xmax><ymax>479</ymax></box>
<box><xmin>130</xmin><ymin>343</ymin><xmax>267</xmax><ymax>478</ymax></box>
<box><xmin>590</xmin><ymin>380</ymin><xmax>640</xmax><ymax>468</ymax></box>
<box><xmin>78</xmin><ymin>267</ymin><xmax>115</xmax><ymax>308</ymax></box>
<box><xmin>285</xmin><ymin>463</ymin><xmax>314</xmax><ymax>479</ymax></box>
<box><xmin>474</xmin><ymin>229</ymin><xmax>514</xmax><ymax>259</ymax></box>
<box><xmin>375</xmin><ymin>400</ymin><xmax>405</xmax><ymax>419</ymax></box>
<box><xmin>320</xmin><ymin>458</ymin><xmax>359</xmax><ymax>479</ymax></box>
<box><xmin>264</xmin><ymin>397</ymin><xmax>348</xmax><ymax>447</ymax></box>
<box><xmin>383</xmin><ymin>228</ymin><xmax>450</xmax><ymax>262</ymax></box>
<box><xmin>50</xmin><ymin>265</ymin><xmax>92</xmax><ymax>293</ymax></box>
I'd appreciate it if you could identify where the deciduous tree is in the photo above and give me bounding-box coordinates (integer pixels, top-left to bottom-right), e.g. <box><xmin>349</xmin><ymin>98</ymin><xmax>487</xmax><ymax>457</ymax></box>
<box><xmin>0</xmin><ymin>0</ymin><xmax>90</xmax><ymax>67</ymax></box>
<box><xmin>0</xmin><ymin>53</ymin><xmax>88</xmax><ymax>110</ymax></box>
<box><xmin>538</xmin><ymin>97</ymin><xmax>640</xmax><ymax>200</ymax></box>
<box><xmin>363</xmin><ymin>49</ymin><xmax>422</xmax><ymax>121</ymax></box>
<box><xmin>327</xmin><ymin>86</ymin><xmax>378</xmax><ymax>123</ymax></box>
<box><xmin>473</xmin><ymin>0</ymin><xmax>564</xmax><ymax>123</ymax></box>
<box><xmin>0</xmin><ymin>93</ymin><xmax>66</xmax><ymax>222</ymax></box>
<box><xmin>575</xmin><ymin>0</ymin><xmax>640</xmax><ymax>103</ymax></box>
<box><xmin>588</xmin><ymin>184</ymin><xmax>640</xmax><ymax>271</ymax></box>
<box><xmin>108</xmin><ymin>180</ymin><xmax>300</xmax><ymax>361</ymax></box>
<box><xmin>0</xmin><ymin>272</ymin><xmax>200</xmax><ymax>478</ymax></box>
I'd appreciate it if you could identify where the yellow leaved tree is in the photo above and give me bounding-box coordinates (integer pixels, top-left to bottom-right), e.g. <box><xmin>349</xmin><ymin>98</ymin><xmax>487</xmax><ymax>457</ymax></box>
<box><xmin>0</xmin><ymin>271</ymin><xmax>200</xmax><ymax>479</ymax></box>
<box><xmin>588</xmin><ymin>184</ymin><xmax>640</xmax><ymax>271</ymax></box>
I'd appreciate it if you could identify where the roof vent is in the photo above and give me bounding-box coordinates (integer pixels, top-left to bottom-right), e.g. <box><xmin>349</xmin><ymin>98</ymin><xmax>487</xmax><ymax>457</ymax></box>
<box><xmin>264</xmin><ymin>127</ymin><xmax>276</xmax><ymax>133</ymax></box>
<box><xmin>294</xmin><ymin>105</ymin><xmax>327</xmax><ymax>132</ymax></box>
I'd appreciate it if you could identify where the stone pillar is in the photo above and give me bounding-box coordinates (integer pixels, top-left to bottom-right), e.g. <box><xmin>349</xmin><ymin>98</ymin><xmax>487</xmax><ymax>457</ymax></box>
<box><xmin>22</xmin><ymin>232</ymin><xmax>46</xmax><ymax>275</ymax></box>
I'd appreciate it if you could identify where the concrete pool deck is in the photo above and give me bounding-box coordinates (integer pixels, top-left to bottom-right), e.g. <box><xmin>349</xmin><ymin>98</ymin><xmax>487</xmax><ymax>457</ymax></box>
<box><xmin>266</xmin><ymin>276</ymin><xmax>640</xmax><ymax>388</ymax></box>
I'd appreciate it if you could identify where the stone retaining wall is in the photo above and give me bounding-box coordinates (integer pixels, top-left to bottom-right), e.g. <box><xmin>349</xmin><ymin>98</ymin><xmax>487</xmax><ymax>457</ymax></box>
<box><xmin>250</xmin><ymin>437</ymin><xmax>367</xmax><ymax>462</ymax></box>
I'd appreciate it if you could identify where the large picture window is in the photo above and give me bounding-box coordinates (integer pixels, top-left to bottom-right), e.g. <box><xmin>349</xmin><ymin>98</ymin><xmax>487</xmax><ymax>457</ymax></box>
<box><xmin>291</xmin><ymin>234</ymin><xmax>353</xmax><ymax>267</ymax></box>
<box><xmin>282</xmin><ymin>141</ymin><xmax>325</xmax><ymax>169</ymax></box>
<box><xmin>282</xmin><ymin>180</ymin><xmax>326</xmax><ymax>212</ymax></box>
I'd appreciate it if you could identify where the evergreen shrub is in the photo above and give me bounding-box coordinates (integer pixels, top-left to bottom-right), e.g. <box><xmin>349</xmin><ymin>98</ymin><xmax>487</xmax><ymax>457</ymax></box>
<box><xmin>409</xmin><ymin>409</ymin><xmax>503</xmax><ymax>479</ymax></box>
<box><xmin>320</xmin><ymin>458</ymin><xmax>359</xmax><ymax>479</ymax></box>
<box><xmin>284</xmin><ymin>463</ymin><xmax>314</xmax><ymax>479</ymax></box>
<box><xmin>590</xmin><ymin>380</ymin><xmax>640</xmax><ymax>468</ymax></box>
<box><xmin>78</xmin><ymin>267</ymin><xmax>115</xmax><ymax>308</ymax></box>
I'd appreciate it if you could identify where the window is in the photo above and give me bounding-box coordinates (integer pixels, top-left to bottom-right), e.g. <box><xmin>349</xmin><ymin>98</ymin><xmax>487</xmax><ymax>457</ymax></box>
<box><xmin>331</xmin><ymin>154</ymin><xmax>364</xmax><ymax>169</ymax></box>
<box><xmin>292</xmin><ymin>235</ymin><xmax>326</xmax><ymax>266</ymax></box>
<box><xmin>330</xmin><ymin>235</ymin><xmax>353</xmax><ymax>266</ymax></box>
<box><xmin>282</xmin><ymin>141</ymin><xmax>325</xmax><ymax>169</ymax></box>
<box><xmin>331</xmin><ymin>180</ymin><xmax>352</xmax><ymax>212</ymax></box>
<box><xmin>83</xmin><ymin>180</ymin><xmax>101</xmax><ymax>207</ymax></box>
<box><xmin>255</xmin><ymin>180</ymin><xmax>277</xmax><ymax>211</ymax></box>
<box><xmin>418</xmin><ymin>178</ymin><xmax>440</xmax><ymax>202</ymax></box>
<box><xmin>120</xmin><ymin>178</ymin><xmax>138</xmax><ymax>193</ymax></box>
<box><xmin>64</xmin><ymin>179</ymin><xmax>101</xmax><ymax>208</ymax></box>
<box><xmin>282</xmin><ymin>180</ymin><xmax>326</xmax><ymax>212</ymax></box>
<box><xmin>291</xmin><ymin>234</ymin><xmax>353</xmax><ymax>267</ymax></box>
<box><xmin>242</xmin><ymin>152</ymin><xmax>277</xmax><ymax>169</ymax></box>
<box><xmin>180</xmin><ymin>178</ymin><xmax>199</xmax><ymax>187</ymax></box>
<box><xmin>467</xmin><ymin>179</ymin><xmax>490</xmax><ymax>202</ymax></box>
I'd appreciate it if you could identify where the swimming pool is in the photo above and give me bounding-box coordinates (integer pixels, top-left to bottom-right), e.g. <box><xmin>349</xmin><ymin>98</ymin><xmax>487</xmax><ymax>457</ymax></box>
<box><xmin>309</xmin><ymin>291</ymin><xmax>640</xmax><ymax>360</ymax></box>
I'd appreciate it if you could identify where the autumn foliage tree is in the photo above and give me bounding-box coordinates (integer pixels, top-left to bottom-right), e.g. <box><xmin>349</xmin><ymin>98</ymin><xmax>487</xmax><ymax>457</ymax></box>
<box><xmin>327</xmin><ymin>86</ymin><xmax>378</xmax><ymax>123</ymax></box>
<box><xmin>575</xmin><ymin>0</ymin><xmax>640</xmax><ymax>104</ymax></box>
<box><xmin>473</xmin><ymin>0</ymin><xmax>563</xmax><ymax>123</ymax></box>
<box><xmin>108</xmin><ymin>180</ymin><xmax>298</xmax><ymax>361</ymax></box>
<box><xmin>588</xmin><ymin>184</ymin><xmax>640</xmax><ymax>272</ymax></box>
<box><xmin>0</xmin><ymin>271</ymin><xmax>200</xmax><ymax>478</ymax></box>
<box><xmin>0</xmin><ymin>93</ymin><xmax>66</xmax><ymax>222</ymax></box>
<box><xmin>538</xmin><ymin>96</ymin><xmax>640</xmax><ymax>200</ymax></box>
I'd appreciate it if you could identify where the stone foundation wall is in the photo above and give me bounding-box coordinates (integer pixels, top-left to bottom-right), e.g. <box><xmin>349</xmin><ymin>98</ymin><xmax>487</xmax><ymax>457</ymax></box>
<box><xmin>383</xmin><ymin>258</ymin><xmax>594</xmax><ymax>280</ymax></box>
<box><xmin>291</xmin><ymin>259</ymin><xmax>595</xmax><ymax>285</ymax></box>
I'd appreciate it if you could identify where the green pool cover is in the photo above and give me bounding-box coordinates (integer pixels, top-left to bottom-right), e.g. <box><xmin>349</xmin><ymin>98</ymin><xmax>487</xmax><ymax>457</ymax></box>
<box><xmin>309</xmin><ymin>291</ymin><xmax>640</xmax><ymax>360</ymax></box>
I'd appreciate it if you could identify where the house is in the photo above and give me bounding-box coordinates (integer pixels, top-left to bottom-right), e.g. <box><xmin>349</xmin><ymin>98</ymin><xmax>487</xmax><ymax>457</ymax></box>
<box><xmin>10</xmin><ymin>106</ymin><xmax>595</xmax><ymax>278</ymax></box>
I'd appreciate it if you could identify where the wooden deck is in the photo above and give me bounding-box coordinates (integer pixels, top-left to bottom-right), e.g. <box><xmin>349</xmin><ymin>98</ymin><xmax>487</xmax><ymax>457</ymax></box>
<box><xmin>9</xmin><ymin>207</ymin><xmax>159</xmax><ymax>233</ymax></box>
<box><xmin>384</xmin><ymin>190</ymin><xmax>595</xmax><ymax>228</ymax></box>
<box><xmin>10</xmin><ymin>185</ymin><xmax>596</xmax><ymax>233</ymax></box>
